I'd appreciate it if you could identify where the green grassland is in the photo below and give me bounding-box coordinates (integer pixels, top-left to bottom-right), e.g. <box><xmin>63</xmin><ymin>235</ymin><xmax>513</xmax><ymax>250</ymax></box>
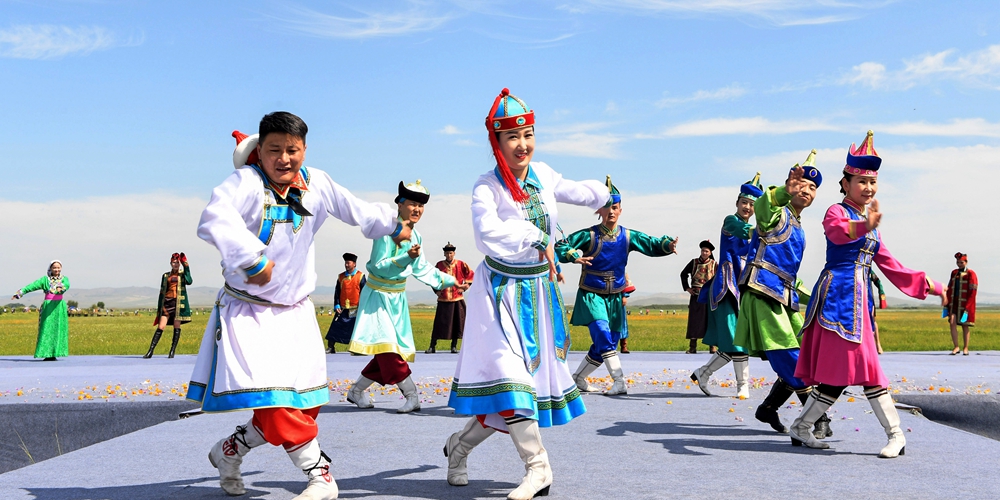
<box><xmin>0</xmin><ymin>308</ymin><xmax>996</xmax><ymax>356</ymax></box>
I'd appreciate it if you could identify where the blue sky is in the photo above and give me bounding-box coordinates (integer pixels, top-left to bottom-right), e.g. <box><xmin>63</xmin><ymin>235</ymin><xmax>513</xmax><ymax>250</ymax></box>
<box><xmin>3</xmin><ymin>1</ymin><xmax>998</xmax><ymax>299</ymax></box>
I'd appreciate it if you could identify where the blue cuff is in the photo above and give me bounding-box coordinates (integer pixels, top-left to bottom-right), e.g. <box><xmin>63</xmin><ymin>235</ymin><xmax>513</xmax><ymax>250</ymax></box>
<box><xmin>390</xmin><ymin>222</ymin><xmax>403</xmax><ymax>239</ymax></box>
<box><xmin>244</xmin><ymin>255</ymin><xmax>269</xmax><ymax>277</ymax></box>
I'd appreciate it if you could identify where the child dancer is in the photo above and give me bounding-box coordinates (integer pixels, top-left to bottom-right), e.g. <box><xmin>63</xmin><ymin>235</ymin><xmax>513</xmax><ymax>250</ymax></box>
<box><xmin>346</xmin><ymin>180</ymin><xmax>456</xmax><ymax>413</ymax></box>
<box><xmin>791</xmin><ymin>131</ymin><xmax>946</xmax><ymax>458</ymax></box>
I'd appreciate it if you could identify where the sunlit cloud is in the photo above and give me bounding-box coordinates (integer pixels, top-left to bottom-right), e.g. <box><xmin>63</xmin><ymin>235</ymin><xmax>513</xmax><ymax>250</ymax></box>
<box><xmin>657</xmin><ymin>84</ymin><xmax>747</xmax><ymax>107</ymax></box>
<box><xmin>270</xmin><ymin>2</ymin><xmax>455</xmax><ymax>39</ymax></box>
<box><xmin>574</xmin><ymin>0</ymin><xmax>891</xmax><ymax>27</ymax></box>
<box><xmin>842</xmin><ymin>44</ymin><xmax>1000</xmax><ymax>90</ymax></box>
<box><xmin>0</xmin><ymin>25</ymin><xmax>138</xmax><ymax>59</ymax></box>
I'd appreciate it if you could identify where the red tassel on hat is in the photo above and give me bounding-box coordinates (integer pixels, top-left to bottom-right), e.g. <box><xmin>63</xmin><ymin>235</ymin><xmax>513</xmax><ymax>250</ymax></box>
<box><xmin>486</xmin><ymin>89</ymin><xmax>529</xmax><ymax>204</ymax></box>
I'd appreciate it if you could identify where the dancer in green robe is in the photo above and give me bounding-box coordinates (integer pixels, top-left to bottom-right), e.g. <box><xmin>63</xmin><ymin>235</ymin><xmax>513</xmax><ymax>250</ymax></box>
<box><xmin>13</xmin><ymin>260</ymin><xmax>70</xmax><ymax>360</ymax></box>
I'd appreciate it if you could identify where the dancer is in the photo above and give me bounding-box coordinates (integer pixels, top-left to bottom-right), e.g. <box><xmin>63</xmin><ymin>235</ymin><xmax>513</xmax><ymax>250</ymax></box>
<box><xmin>325</xmin><ymin>252</ymin><xmax>365</xmax><ymax>353</ymax></box>
<box><xmin>691</xmin><ymin>174</ymin><xmax>761</xmax><ymax>398</ymax></box>
<box><xmin>681</xmin><ymin>240</ymin><xmax>717</xmax><ymax>353</ymax></box>
<box><xmin>346</xmin><ymin>180</ymin><xmax>456</xmax><ymax>413</ymax></box>
<box><xmin>559</xmin><ymin>177</ymin><xmax>677</xmax><ymax>395</ymax></box>
<box><xmin>144</xmin><ymin>253</ymin><xmax>193</xmax><ymax>358</ymax></box>
<box><xmin>188</xmin><ymin>114</ymin><xmax>409</xmax><ymax>499</ymax></box>
<box><xmin>12</xmin><ymin>260</ymin><xmax>70</xmax><ymax>360</ymax></box>
<box><xmin>427</xmin><ymin>242</ymin><xmax>474</xmax><ymax>354</ymax></box>
<box><xmin>733</xmin><ymin>151</ymin><xmax>832</xmax><ymax>438</ymax></box>
<box><xmin>791</xmin><ymin>131</ymin><xmax>946</xmax><ymax>457</ymax></box>
<box><xmin>445</xmin><ymin>88</ymin><xmax>609</xmax><ymax>500</ymax></box>
<box><xmin>946</xmin><ymin>252</ymin><xmax>977</xmax><ymax>355</ymax></box>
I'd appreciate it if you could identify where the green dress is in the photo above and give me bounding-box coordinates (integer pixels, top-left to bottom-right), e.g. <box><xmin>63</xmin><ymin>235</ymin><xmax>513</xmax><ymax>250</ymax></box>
<box><xmin>18</xmin><ymin>275</ymin><xmax>70</xmax><ymax>358</ymax></box>
<box><xmin>154</xmin><ymin>263</ymin><xmax>193</xmax><ymax>324</ymax></box>
<box><xmin>733</xmin><ymin>186</ymin><xmax>810</xmax><ymax>357</ymax></box>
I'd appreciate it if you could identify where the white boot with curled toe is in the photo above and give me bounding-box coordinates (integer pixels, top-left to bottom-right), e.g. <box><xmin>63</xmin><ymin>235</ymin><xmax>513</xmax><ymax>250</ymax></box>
<box><xmin>506</xmin><ymin>418</ymin><xmax>552</xmax><ymax>500</ymax></box>
<box><xmin>287</xmin><ymin>439</ymin><xmax>338</xmax><ymax>500</ymax></box>
<box><xmin>208</xmin><ymin>421</ymin><xmax>267</xmax><ymax>496</ymax></box>
<box><xmin>444</xmin><ymin>417</ymin><xmax>497</xmax><ymax>486</ymax></box>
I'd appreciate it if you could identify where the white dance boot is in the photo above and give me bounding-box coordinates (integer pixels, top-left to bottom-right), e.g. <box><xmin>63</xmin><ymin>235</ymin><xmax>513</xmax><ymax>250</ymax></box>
<box><xmin>690</xmin><ymin>352</ymin><xmax>731</xmax><ymax>396</ymax></box>
<box><xmin>346</xmin><ymin>376</ymin><xmax>375</xmax><ymax>409</ymax></box>
<box><xmin>603</xmin><ymin>353</ymin><xmax>627</xmax><ymax>395</ymax></box>
<box><xmin>396</xmin><ymin>376</ymin><xmax>421</xmax><ymax>413</ymax></box>
<box><xmin>208</xmin><ymin>420</ymin><xmax>267</xmax><ymax>496</ymax></box>
<box><xmin>572</xmin><ymin>357</ymin><xmax>601</xmax><ymax>392</ymax></box>
<box><xmin>444</xmin><ymin>417</ymin><xmax>497</xmax><ymax>486</ymax></box>
<box><xmin>287</xmin><ymin>439</ymin><xmax>338</xmax><ymax>500</ymax></box>
<box><xmin>506</xmin><ymin>418</ymin><xmax>552</xmax><ymax>500</ymax></box>
<box><xmin>733</xmin><ymin>355</ymin><xmax>750</xmax><ymax>399</ymax></box>
<box><xmin>789</xmin><ymin>391</ymin><xmax>833</xmax><ymax>449</ymax></box>
<box><xmin>868</xmin><ymin>389</ymin><xmax>906</xmax><ymax>458</ymax></box>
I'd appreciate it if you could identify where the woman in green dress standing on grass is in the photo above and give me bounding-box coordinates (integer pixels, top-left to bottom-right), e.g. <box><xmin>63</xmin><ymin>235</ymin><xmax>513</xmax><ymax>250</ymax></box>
<box><xmin>12</xmin><ymin>260</ymin><xmax>70</xmax><ymax>360</ymax></box>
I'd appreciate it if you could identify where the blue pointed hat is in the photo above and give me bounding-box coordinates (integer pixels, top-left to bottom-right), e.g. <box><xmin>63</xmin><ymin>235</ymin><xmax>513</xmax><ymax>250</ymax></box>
<box><xmin>605</xmin><ymin>175</ymin><xmax>621</xmax><ymax>207</ymax></box>
<box><xmin>794</xmin><ymin>149</ymin><xmax>823</xmax><ymax>187</ymax></box>
<box><xmin>845</xmin><ymin>130</ymin><xmax>881</xmax><ymax>176</ymax></box>
<box><xmin>739</xmin><ymin>172</ymin><xmax>763</xmax><ymax>200</ymax></box>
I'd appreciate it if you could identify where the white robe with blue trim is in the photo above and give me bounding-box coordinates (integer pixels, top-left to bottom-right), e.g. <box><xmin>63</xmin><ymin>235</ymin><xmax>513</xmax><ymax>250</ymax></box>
<box><xmin>187</xmin><ymin>165</ymin><xmax>398</xmax><ymax>412</ymax></box>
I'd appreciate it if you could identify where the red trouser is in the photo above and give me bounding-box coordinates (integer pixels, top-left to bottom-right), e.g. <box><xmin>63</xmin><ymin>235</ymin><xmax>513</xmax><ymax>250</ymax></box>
<box><xmin>252</xmin><ymin>406</ymin><xmax>321</xmax><ymax>450</ymax></box>
<box><xmin>361</xmin><ymin>352</ymin><xmax>411</xmax><ymax>385</ymax></box>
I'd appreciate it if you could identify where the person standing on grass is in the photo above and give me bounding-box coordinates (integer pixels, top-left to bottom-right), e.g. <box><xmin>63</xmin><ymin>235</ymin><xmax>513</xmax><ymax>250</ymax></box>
<box><xmin>791</xmin><ymin>131</ymin><xmax>947</xmax><ymax>458</ymax></box>
<box><xmin>559</xmin><ymin>176</ymin><xmax>678</xmax><ymax>396</ymax></box>
<box><xmin>325</xmin><ymin>252</ymin><xmax>365</xmax><ymax>353</ymax></box>
<box><xmin>188</xmin><ymin>114</ymin><xmax>410</xmax><ymax>500</ymax></box>
<box><xmin>733</xmin><ymin>150</ymin><xmax>833</xmax><ymax>440</ymax></box>
<box><xmin>691</xmin><ymin>173</ymin><xmax>761</xmax><ymax>399</ymax></box>
<box><xmin>12</xmin><ymin>260</ymin><xmax>70</xmax><ymax>361</ymax></box>
<box><xmin>427</xmin><ymin>242</ymin><xmax>474</xmax><ymax>354</ymax></box>
<box><xmin>144</xmin><ymin>252</ymin><xmax>193</xmax><ymax>359</ymax></box>
<box><xmin>444</xmin><ymin>88</ymin><xmax>610</xmax><ymax>500</ymax></box>
<box><xmin>945</xmin><ymin>252</ymin><xmax>977</xmax><ymax>356</ymax></box>
<box><xmin>346</xmin><ymin>180</ymin><xmax>456</xmax><ymax>413</ymax></box>
<box><xmin>681</xmin><ymin>240</ymin><xmax>717</xmax><ymax>354</ymax></box>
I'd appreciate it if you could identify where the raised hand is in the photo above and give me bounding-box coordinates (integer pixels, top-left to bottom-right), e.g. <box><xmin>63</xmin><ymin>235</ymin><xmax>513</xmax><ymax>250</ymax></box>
<box><xmin>786</xmin><ymin>166</ymin><xmax>806</xmax><ymax>198</ymax></box>
<box><xmin>667</xmin><ymin>237</ymin><xmax>678</xmax><ymax>254</ymax></box>
<box><xmin>866</xmin><ymin>199</ymin><xmax>882</xmax><ymax>232</ymax></box>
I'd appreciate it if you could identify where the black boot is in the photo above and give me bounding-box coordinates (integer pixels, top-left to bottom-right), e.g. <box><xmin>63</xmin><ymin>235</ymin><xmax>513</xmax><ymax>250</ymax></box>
<box><xmin>425</xmin><ymin>342</ymin><xmax>436</xmax><ymax>354</ymax></box>
<box><xmin>143</xmin><ymin>329</ymin><xmax>163</xmax><ymax>358</ymax></box>
<box><xmin>686</xmin><ymin>339</ymin><xmax>697</xmax><ymax>354</ymax></box>
<box><xmin>756</xmin><ymin>379</ymin><xmax>794</xmax><ymax>433</ymax></box>
<box><xmin>168</xmin><ymin>328</ymin><xmax>181</xmax><ymax>359</ymax></box>
<box><xmin>450</xmin><ymin>340</ymin><xmax>459</xmax><ymax>354</ymax></box>
<box><xmin>795</xmin><ymin>390</ymin><xmax>834</xmax><ymax>439</ymax></box>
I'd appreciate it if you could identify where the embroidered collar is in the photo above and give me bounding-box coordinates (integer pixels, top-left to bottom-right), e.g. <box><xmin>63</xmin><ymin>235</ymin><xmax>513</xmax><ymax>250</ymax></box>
<box><xmin>598</xmin><ymin>223</ymin><xmax>620</xmax><ymax>237</ymax></box>
<box><xmin>250</xmin><ymin>164</ymin><xmax>310</xmax><ymax>200</ymax></box>
<box><xmin>494</xmin><ymin>165</ymin><xmax>542</xmax><ymax>192</ymax></box>
<box><xmin>344</xmin><ymin>269</ymin><xmax>358</xmax><ymax>277</ymax></box>
<box><xmin>842</xmin><ymin>197</ymin><xmax>867</xmax><ymax>215</ymax></box>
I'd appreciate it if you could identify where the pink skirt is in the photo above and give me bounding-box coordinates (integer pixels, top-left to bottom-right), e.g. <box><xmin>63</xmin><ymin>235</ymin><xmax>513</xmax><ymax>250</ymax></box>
<box><xmin>794</xmin><ymin>310</ymin><xmax>889</xmax><ymax>388</ymax></box>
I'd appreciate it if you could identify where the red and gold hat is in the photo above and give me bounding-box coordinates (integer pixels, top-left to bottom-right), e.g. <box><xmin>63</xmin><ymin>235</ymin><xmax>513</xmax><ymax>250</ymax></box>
<box><xmin>845</xmin><ymin>130</ymin><xmax>881</xmax><ymax>177</ymax></box>
<box><xmin>485</xmin><ymin>88</ymin><xmax>534</xmax><ymax>204</ymax></box>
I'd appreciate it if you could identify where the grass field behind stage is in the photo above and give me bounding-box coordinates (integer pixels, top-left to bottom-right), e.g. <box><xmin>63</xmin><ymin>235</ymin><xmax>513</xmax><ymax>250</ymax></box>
<box><xmin>0</xmin><ymin>307</ymin><xmax>997</xmax><ymax>356</ymax></box>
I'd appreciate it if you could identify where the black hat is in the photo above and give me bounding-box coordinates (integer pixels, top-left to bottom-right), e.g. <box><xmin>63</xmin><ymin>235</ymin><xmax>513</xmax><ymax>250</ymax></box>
<box><xmin>443</xmin><ymin>242</ymin><xmax>456</xmax><ymax>252</ymax></box>
<box><xmin>699</xmin><ymin>240</ymin><xmax>715</xmax><ymax>251</ymax></box>
<box><xmin>343</xmin><ymin>253</ymin><xmax>358</xmax><ymax>262</ymax></box>
<box><xmin>395</xmin><ymin>180</ymin><xmax>430</xmax><ymax>204</ymax></box>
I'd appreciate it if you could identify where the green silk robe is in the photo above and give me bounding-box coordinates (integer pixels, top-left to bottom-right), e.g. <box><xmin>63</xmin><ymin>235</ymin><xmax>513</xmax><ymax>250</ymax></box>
<box><xmin>19</xmin><ymin>275</ymin><xmax>70</xmax><ymax>358</ymax></box>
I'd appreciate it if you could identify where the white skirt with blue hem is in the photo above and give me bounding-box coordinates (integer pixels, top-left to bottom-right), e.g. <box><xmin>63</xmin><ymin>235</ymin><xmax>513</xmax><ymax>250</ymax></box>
<box><xmin>186</xmin><ymin>289</ymin><xmax>329</xmax><ymax>412</ymax></box>
<box><xmin>447</xmin><ymin>257</ymin><xmax>585</xmax><ymax>431</ymax></box>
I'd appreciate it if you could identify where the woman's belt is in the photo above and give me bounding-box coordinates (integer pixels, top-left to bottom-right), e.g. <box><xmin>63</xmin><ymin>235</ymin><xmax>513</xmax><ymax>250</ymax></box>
<box><xmin>44</xmin><ymin>293</ymin><xmax>64</xmax><ymax>301</ymax></box>
<box><xmin>366</xmin><ymin>274</ymin><xmax>407</xmax><ymax>293</ymax></box>
<box><xmin>485</xmin><ymin>256</ymin><xmax>549</xmax><ymax>279</ymax></box>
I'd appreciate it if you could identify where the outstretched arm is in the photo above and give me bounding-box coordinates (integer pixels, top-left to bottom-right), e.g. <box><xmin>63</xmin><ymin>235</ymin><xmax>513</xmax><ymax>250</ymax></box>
<box><xmin>13</xmin><ymin>276</ymin><xmax>48</xmax><ymax>299</ymax></box>
<box><xmin>754</xmin><ymin>186</ymin><xmax>791</xmax><ymax>234</ymax></box>
<box><xmin>628</xmin><ymin>229</ymin><xmax>677</xmax><ymax>258</ymax></box>
<box><xmin>874</xmin><ymin>239</ymin><xmax>944</xmax><ymax>300</ymax></box>
<box><xmin>722</xmin><ymin>214</ymin><xmax>753</xmax><ymax>240</ymax></box>
<box><xmin>312</xmin><ymin>169</ymin><xmax>402</xmax><ymax>240</ymax></box>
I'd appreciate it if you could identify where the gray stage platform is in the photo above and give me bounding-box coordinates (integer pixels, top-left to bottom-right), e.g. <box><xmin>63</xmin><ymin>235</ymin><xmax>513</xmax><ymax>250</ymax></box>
<box><xmin>1</xmin><ymin>352</ymin><xmax>998</xmax><ymax>499</ymax></box>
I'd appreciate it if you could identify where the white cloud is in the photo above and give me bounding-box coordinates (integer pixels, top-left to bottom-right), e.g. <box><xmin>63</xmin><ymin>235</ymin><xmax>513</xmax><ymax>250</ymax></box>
<box><xmin>439</xmin><ymin>124</ymin><xmax>463</xmax><ymax>135</ymax></box>
<box><xmin>659</xmin><ymin>117</ymin><xmax>839</xmax><ymax>136</ymax></box>
<box><xmin>652</xmin><ymin>116</ymin><xmax>1000</xmax><ymax>138</ymax></box>
<box><xmin>843</xmin><ymin>44</ymin><xmax>1000</xmax><ymax>90</ymax></box>
<box><xmin>537</xmin><ymin>122</ymin><xmax>624</xmax><ymax>159</ymax></box>
<box><xmin>657</xmin><ymin>84</ymin><xmax>747</xmax><ymax>106</ymax></box>
<box><xmin>0</xmin><ymin>25</ymin><xmax>133</xmax><ymax>59</ymax></box>
<box><xmin>4</xmin><ymin>145</ymin><xmax>997</xmax><ymax>301</ymax></box>
<box><xmin>576</xmin><ymin>0</ymin><xmax>888</xmax><ymax>27</ymax></box>
<box><xmin>271</xmin><ymin>3</ymin><xmax>454</xmax><ymax>39</ymax></box>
